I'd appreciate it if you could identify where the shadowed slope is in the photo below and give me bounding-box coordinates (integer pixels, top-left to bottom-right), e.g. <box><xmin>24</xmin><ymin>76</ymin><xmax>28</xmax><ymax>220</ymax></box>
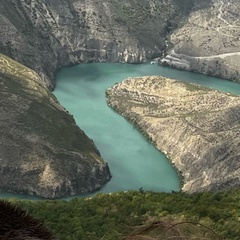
<box><xmin>0</xmin><ymin>53</ymin><xmax>111</xmax><ymax>198</ymax></box>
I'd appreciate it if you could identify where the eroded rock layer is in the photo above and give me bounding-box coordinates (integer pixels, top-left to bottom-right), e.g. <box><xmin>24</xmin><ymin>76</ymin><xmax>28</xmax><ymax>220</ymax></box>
<box><xmin>161</xmin><ymin>0</ymin><xmax>240</xmax><ymax>82</ymax></box>
<box><xmin>106</xmin><ymin>76</ymin><xmax>240</xmax><ymax>192</ymax></box>
<box><xmin>0</xmin><ymin>0</ymin><xmax>192</xmax><ymax>88</ymax></box>
<box><xmin>0</xmin><ymin>53</ymin><xmax>111</xmax><ymax>199</ymax></box>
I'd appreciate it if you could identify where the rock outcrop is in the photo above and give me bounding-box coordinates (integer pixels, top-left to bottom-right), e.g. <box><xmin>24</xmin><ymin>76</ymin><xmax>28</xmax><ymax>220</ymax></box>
<box><xmin>161</xmin><ymin>0</ymin><xmax>240</xmax><ymax>82</ymax></box>
<box><xmin>0</xmin><ymin>53</ymin><xmax>111</xmax><ymax>199</ymax></box>
<box><xmin>106</xmin><ymin>76</ymin><xmax>240</xmax><ymax>192</ymax></box>
<box><xmin>0</xmin><ymin>0</ymin><xmax>193</xmax><ymax>88</ymax></box>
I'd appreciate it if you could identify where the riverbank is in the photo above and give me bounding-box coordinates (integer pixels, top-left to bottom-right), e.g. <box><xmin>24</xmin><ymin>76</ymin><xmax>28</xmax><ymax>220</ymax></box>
<box><xmin>105</xmin><ymin>87</ymin><xmax>185</xmax><ymax>189</ymax></box>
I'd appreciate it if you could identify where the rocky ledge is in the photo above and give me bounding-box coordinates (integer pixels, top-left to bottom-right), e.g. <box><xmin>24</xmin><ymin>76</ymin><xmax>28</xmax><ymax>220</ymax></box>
<box><xmin>106</xmin><ymin>76</ymin><xmax>240</xmax><ymax>192</ymax></box>
<box><xmin>0</xmin><ymin>53</ymin><xmax>111</xmax><ymax>199</ymax></box>
<box><xmin>161</xmin><ymin>0</ymin><xmax>240</xmax><ymax>82</ymax></box>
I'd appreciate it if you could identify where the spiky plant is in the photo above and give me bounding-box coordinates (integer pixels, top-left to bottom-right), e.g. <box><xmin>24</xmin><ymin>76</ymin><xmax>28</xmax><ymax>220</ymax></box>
<box><xmin>0</xmin><ymin>201</ymin><xmax>55</xmax><ymax>240</ymax></box>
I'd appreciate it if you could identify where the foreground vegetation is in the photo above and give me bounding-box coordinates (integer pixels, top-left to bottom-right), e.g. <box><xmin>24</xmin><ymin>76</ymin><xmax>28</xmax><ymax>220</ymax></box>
<box><xmin>9</xmin><ymin>189</ymin><xmax>240</xmax><ymax>239</ymax></box>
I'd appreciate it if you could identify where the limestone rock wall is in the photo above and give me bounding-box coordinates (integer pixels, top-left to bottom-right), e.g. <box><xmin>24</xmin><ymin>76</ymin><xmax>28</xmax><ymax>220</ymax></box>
<box><xmin>161</xmin><ymin>0</ymin><xmax>240</xmax><ymax>82</ymax></box>
<box><xmin>0</xmin><ymin>0</ymin><xmax>192</xmax><ymax>88</ymax></box>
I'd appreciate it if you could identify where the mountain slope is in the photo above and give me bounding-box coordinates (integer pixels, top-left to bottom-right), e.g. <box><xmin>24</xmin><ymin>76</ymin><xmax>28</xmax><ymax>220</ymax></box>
<box><xmin>162</xmin><ymin>0</ymin><xmax>240</xmax><ymax>82</ymax></box>
<box><xmin>0</xmin><ymin>53</ymin><xmax>111</xmax><ymax>198</ymax></box>
<box><xmin>0</xmin><ymin>0</ymin><xmax>193</xmax><ymax>88</ymax></box>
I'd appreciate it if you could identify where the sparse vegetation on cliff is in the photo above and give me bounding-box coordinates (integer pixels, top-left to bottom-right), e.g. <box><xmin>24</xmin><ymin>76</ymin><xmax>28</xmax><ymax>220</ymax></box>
<box><xmin>0</xmin><ymin>0</ymin><xmax>194</xmax><ymax>87</ymax></box>
<box><xmin>164</xmin><ymin>0</ymin><xmax>240</xmax><ymax>82</ymax></box>
<box><xmin>106</xmin><ymin>76</ymin><xmax>240</xmax><ymax>193</ymax></box>
<box><xmin>0</xmin><ymin>53</ymin><xmax>111</xmax><ymax>198</ymax></box>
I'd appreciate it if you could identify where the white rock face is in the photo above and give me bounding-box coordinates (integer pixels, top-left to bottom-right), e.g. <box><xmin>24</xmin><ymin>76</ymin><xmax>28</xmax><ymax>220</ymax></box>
<box><xmin>162</xmin><ymin>0</ymin><xmax>240</xmax><ymax>82</ymax></box>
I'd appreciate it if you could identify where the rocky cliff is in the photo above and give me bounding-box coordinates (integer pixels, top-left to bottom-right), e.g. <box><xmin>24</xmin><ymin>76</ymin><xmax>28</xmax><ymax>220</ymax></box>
<box><xmin>161</xmin><ymin>0</ymin><xmax>240</xmax><ymax>82</ymax></box>
<box><xmin>0</xmin><ymin>53</ymin><xmax>111</xmax><ymax>199</ymax></box>
<box><xmin>106</xmin><ymin>76</ymin><xmax>240</xmax><ymax>192</ymax></box>
<box><xmin>0</xmin><ymin>0</ymin><xmax>193</xmax><ymax>88</ymax></box>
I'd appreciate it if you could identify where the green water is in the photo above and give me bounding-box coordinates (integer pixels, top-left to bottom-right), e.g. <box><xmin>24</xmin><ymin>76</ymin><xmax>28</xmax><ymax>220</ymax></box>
<box><xmin>1</xmin><ymin>63</ymin><xmax>239</xmax><ymax>199</ymax></box>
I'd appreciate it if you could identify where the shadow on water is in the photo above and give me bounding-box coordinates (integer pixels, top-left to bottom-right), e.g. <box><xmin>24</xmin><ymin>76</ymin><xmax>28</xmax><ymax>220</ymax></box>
<box><xmin>58</xmin><ymin>63</ymin><xmax>110</xmax><ymax>83</ymax></box>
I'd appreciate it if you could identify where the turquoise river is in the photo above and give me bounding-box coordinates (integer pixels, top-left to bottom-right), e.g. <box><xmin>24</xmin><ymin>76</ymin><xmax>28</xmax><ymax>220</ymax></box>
<box><xmin>1</xmin><ymin>63</ymin><xmax>239</xmax><ymax>199</ymax></box>
<box><xmin>54</xmin><ymin>63</ymin><xmax>240</xmax><ymax>198</ymax></box>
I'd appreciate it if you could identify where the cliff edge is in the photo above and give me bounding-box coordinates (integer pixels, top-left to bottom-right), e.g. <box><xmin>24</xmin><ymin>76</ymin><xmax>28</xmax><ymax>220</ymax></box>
<box><xmin>107</xmin><ymin>76</ymin><xmax>240</xmax><ymax>192</ymax></box>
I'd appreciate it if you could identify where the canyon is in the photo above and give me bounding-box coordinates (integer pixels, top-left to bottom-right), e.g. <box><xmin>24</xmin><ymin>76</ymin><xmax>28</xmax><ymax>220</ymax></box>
<box><xmin>0</xmin><ymin>0</ymin><xmax>240</xmax><ymax>197</ymax></box>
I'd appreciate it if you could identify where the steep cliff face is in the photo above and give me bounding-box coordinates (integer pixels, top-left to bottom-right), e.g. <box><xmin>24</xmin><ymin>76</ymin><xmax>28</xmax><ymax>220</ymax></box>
<box><xmin>0</xmin><ymin>53</ymin><xmax>111</xmax><ymax>199</ymax></box>
<box><xmin>106</xmin><ymin>76</ymin><xmax>240</xmax><ymax>192</ymax></box>
<box><xmin>161</xmin><ymin>0</ymin><xmax>240</xmax><ymax>82</ymax></box>
<box><xmin>0</xmin><ymin>0</ymin><xmax>193</xmax><ymax>88</ymax></box>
